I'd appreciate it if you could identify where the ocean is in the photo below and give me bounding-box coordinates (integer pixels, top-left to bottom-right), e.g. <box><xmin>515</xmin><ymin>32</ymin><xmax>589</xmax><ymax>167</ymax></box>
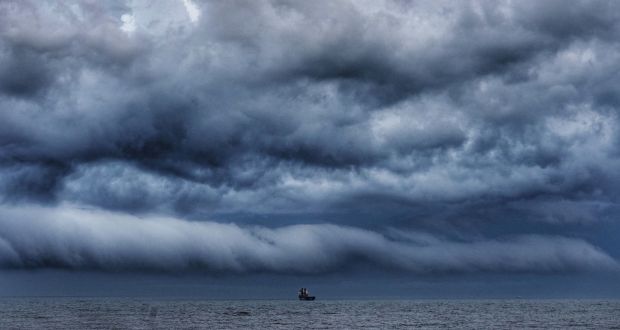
<box><xmin>0</xmin><ymin>298</ymin><xmax>618</xmax><ymax>329</ymax></box>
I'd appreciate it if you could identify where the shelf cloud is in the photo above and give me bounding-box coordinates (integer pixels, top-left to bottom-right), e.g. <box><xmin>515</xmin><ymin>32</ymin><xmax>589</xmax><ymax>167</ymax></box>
<box><xmin>0</xmin><ymin>206</ymin><xmax>616</xmax><ymax>274</ymax></box>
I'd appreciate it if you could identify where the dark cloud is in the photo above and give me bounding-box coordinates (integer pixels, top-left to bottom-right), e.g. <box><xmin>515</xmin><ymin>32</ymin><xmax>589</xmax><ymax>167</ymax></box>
<box><xmin>0</xmin><ymin>162</ymin><xmax>71</xmax><ymax>203</ymax></box>
<box><xmin>0</xmin><ymin>47</ymin><xmax>54</xmax><ymax>97</ymax></box>
<box><xmin>0</xmin><ymin>0</ymin><xmax>619</xmax><ymax>275</ymax></box>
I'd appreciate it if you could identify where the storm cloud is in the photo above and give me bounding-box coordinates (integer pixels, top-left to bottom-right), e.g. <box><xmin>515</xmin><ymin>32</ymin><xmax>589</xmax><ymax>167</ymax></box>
<box><xmin>1</xmin><ymin>0</ymin><xmax>620</xmax><ymax>275</ymax></box>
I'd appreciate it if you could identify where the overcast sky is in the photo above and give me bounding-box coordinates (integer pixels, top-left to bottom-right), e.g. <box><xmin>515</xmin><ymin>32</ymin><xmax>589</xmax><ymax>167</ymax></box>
<box><xmin>1</xmin><ymin>0</ymin><xmax>619</xmax><ymax>297</ymax></box>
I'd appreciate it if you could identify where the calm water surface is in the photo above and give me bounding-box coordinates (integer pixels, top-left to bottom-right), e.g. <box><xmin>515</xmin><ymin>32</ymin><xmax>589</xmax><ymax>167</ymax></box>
<box><xmin>0</xmin><ymin>298</ymin><xmax>618</xmax><ymax>329</ymax></box>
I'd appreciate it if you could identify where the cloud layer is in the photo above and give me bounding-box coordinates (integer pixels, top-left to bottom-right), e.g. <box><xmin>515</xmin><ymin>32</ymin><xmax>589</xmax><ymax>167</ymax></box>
<box><xmin>0</xmin><ymin>206</ymin><xmax>616</xmax><ymax>274</ymax></box>
<box><xmin>0</xmin><ymin>0</ymin><xmax>618</xmax><ymax>220</ymax></box>
<box><xmin>1</xmin><ymin>1</ymin><xmax>620</xmax><ymax>274</ymax></box>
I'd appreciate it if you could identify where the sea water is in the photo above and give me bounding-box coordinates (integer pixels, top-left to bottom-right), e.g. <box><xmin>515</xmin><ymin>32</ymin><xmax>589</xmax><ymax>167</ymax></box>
<box><xmin>0</xmin><ymin>298</ymin><xmax>618</xmax><ymax>329</ymax></box>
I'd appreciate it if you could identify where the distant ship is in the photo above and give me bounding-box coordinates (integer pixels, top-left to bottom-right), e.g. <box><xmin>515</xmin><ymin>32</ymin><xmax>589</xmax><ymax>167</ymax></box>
<box><xmin>298</xmin><ymin>287</ymin><xmax>315</xmax><ymax>300</ymax></box>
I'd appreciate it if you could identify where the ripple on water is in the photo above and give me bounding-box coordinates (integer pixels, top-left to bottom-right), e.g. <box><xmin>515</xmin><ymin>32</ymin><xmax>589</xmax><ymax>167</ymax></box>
<box><xmin>0</xmin><ymin>299</ymin><xmax>618</xmax><ymax>329</ymax></box>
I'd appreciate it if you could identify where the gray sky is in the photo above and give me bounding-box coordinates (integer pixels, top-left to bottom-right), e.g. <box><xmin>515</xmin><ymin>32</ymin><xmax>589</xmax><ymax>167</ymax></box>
<box><xmin>1</xmin><ymin>0</ymin><xmax>619</xmax><ymax>297</ymax></box>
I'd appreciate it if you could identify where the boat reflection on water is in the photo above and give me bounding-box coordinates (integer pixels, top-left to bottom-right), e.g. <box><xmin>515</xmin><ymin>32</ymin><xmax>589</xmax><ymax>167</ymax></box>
<box><xmin>298</xmin><ymin>288</ymin><xmax>315</xmax><ymax>301</ymax></box>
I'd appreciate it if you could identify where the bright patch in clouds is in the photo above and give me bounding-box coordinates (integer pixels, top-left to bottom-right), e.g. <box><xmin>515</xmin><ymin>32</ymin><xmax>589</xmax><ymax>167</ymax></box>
<box><xmin>120</xmin><ymin>13</ymin><xmax>136</xmax><ymax>33</ymax></box>
<box><xmin>183</xmin><ymin>0</ymin><xmax>200</xmax><ymax>23</ymax></box>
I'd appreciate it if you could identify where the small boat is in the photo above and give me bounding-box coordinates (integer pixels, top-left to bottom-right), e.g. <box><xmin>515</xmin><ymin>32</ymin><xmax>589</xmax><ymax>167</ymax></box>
<box><xmin>298</xmin><ymin>287</ymin><xmax>315</xmax><ymax>301</ymax></box>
